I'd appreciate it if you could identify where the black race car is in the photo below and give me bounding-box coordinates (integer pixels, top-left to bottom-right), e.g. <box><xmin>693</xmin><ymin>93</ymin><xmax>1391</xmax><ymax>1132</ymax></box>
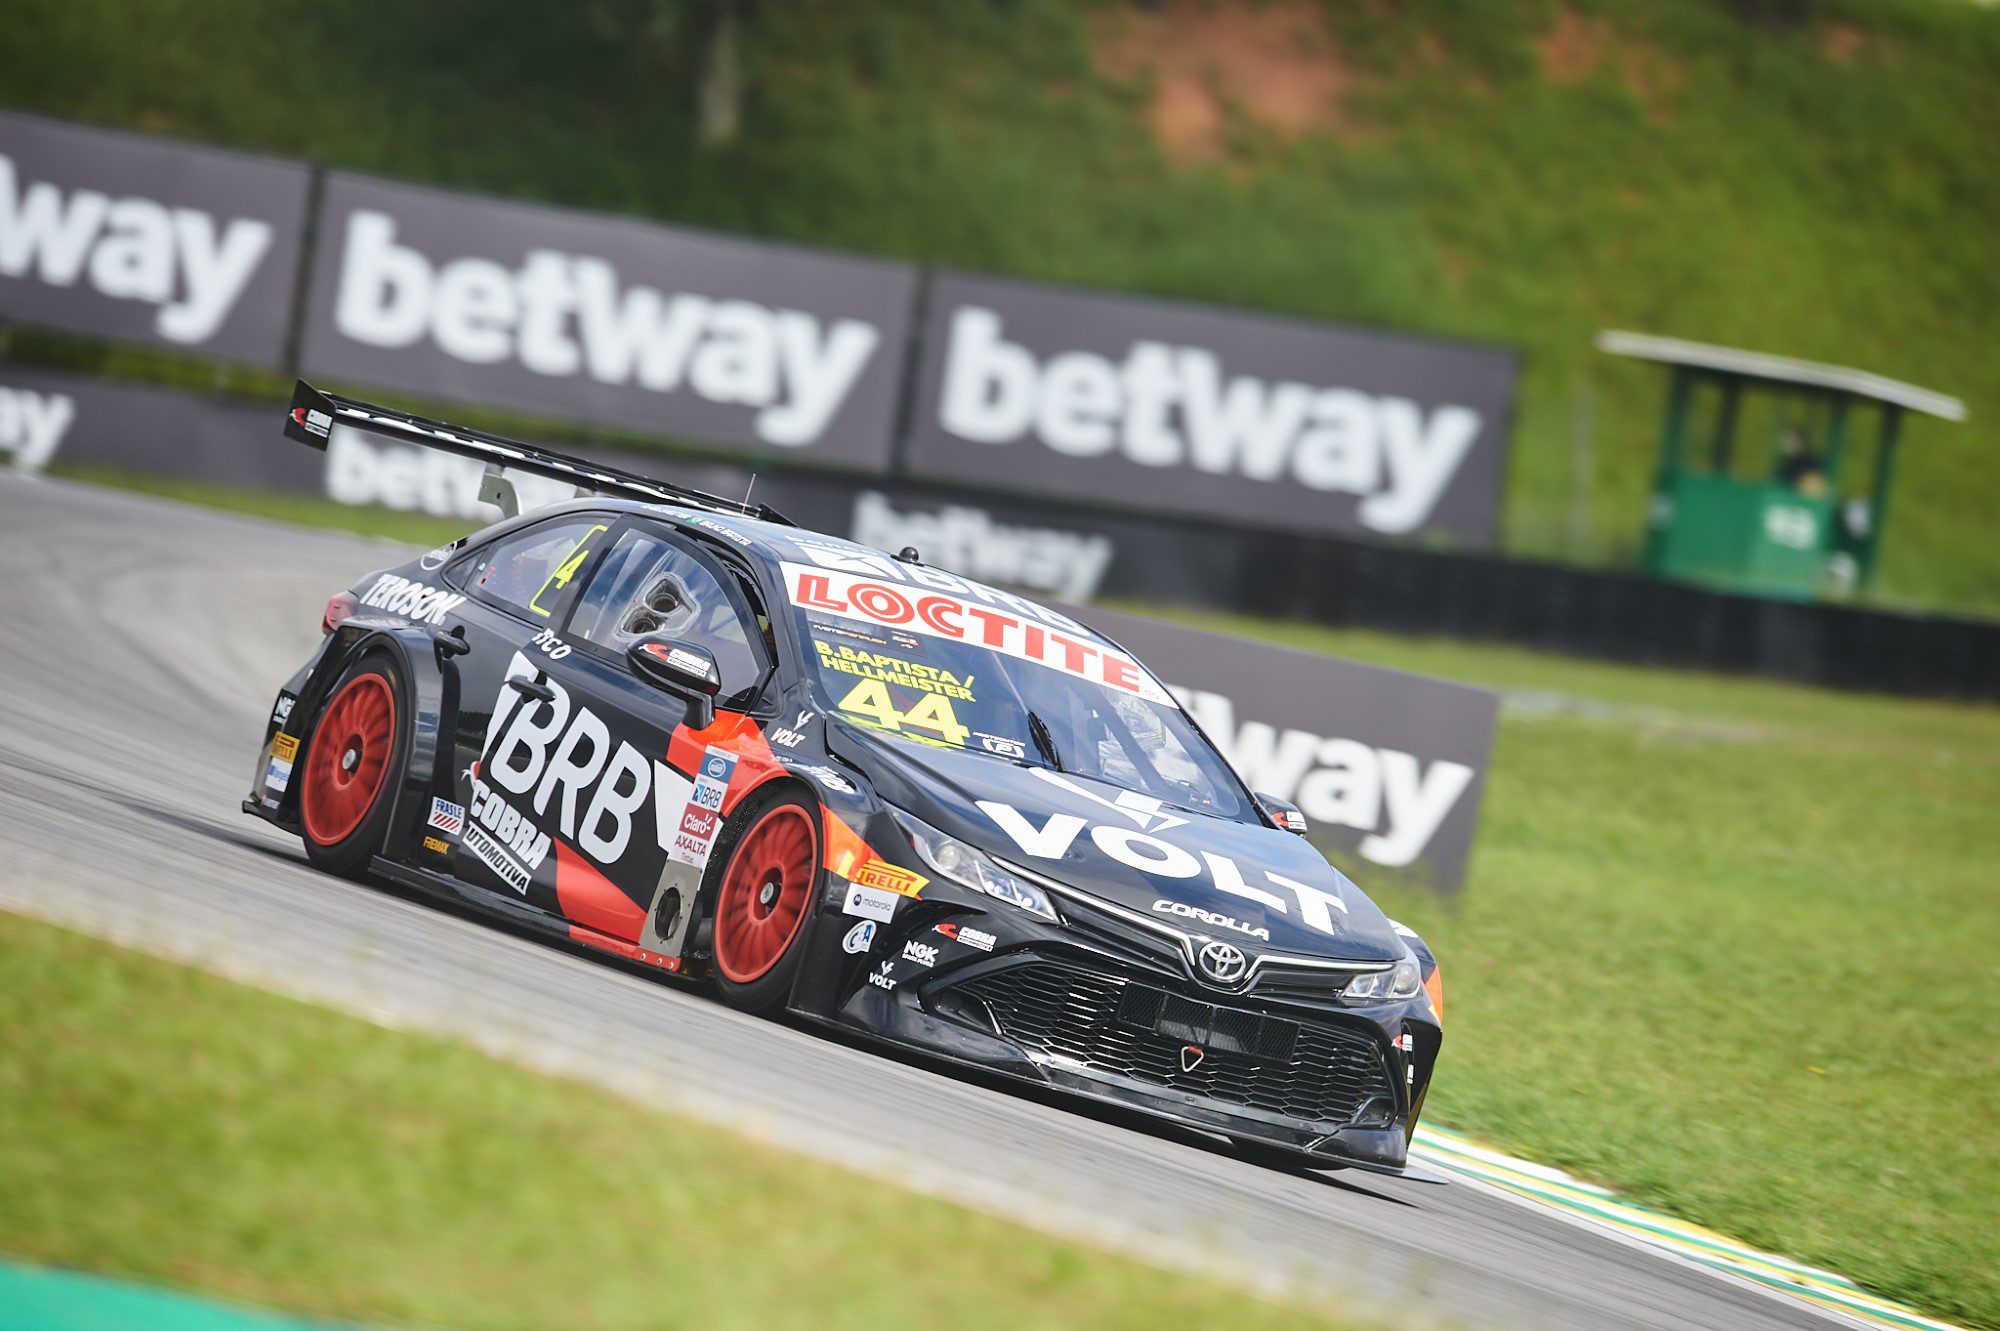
<box><xmin>248</xmin><ymin>382</ymin><xmax>1445</xmax><ymax>1176</ymax></box>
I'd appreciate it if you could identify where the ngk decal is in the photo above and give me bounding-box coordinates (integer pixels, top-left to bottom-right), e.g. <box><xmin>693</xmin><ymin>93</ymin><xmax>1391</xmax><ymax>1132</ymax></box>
<box><xmin>980</xmin><ymin>770</ymin><xmax>1352</xmax><ymax>939</ymax></box>
<box><xmin>1177</xmin><ymin>688</ymin><xmax>1475</xmax><ymax>870</ymax></box>
<box><xmin>483</xmin><ymin>652</ymin><xmax>696</xmax><ymax>867</ymax></box>
<box><xmin>784</xmin><ymin>560</ymin><xmax>1169</xmax><ymax>703</ymax></box>
<box><xmin>0</xmin><ymin>386</ymin><xmax>73</xmax><ymax>472</ymax></box>
<box><xmin>359</xmin><ymin>572</ymin><xmax>467</xmax><ymax>626</ymax></box>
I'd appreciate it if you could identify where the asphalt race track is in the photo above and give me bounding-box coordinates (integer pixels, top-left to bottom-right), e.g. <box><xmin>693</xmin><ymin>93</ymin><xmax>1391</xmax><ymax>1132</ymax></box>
<box><xmin>0</xmin><ymin>476</ymin><xmax>1863</xmax><ymax>1331</ymax></box>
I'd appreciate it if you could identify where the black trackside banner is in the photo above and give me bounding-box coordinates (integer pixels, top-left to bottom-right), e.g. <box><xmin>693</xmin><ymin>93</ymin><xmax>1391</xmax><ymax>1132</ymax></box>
<box><xmin>905</xmin><ymin>271</ymin><xmax>1520</xmax><ymax>547</ymax></box>
<box><xmin>297</xmin><ymin>173</ymin><xmax>920</xmax><ymax>473</ymax></box>
<box><xmin>0</xmin><ymin>112</ymin><xmax>311</xmax><ymax>367</ymax></box>
<box><xmin>1075</xmin><ymin>604</ymin><xmax>1499</xmax><ymax>894</ymax></box>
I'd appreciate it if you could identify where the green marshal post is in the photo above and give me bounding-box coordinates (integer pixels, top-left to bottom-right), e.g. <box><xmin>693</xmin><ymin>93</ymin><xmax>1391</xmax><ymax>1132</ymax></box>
<box><xmin>1598</xmin><ymin>331</ymin><xmax>1965</xmax><ymax>600</ymax></box>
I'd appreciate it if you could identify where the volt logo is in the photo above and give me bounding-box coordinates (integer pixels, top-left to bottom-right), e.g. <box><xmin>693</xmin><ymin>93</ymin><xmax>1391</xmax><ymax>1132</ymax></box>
<box><xmin>977</xmin><ymin>777</ymin><xmax>1352</xmax><ymax>939</ymax></box>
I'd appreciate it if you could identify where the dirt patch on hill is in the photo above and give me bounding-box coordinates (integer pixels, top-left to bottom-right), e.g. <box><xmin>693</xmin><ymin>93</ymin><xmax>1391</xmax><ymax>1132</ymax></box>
<box><xmin>1093</xmin><ymin>1</ymin><xmax>1353</xmax><ymax>164</ymax></box>
<box><xmin>1535</xmin><ymin>7</ymin><xmax>1684</xmax><ymax>121</ymax></box>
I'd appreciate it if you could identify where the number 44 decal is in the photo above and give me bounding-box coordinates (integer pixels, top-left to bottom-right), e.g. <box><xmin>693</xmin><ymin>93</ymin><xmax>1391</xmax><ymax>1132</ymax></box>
<box><xmin>837</xmin><ymin>679</ymin><xmax>969</xmax><ymax>747</ymax></box>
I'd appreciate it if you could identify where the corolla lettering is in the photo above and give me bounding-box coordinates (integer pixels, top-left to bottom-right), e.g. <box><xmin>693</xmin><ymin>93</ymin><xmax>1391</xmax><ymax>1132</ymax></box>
<box><xmin>1151</xmin><ymin>899</ymin><xmax>1270</xmax><ymax>941</ymax></box>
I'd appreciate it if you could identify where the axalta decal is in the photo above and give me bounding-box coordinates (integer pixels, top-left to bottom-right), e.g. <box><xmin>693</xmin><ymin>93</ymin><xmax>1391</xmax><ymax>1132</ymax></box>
<box><xmin>980</xmin><ymin>770</ymin><xmax>1352</xmax><ymax>939</ymax></box>
<box><xmin>359</xmin><ymin>572</ymin><xmax>466</xmax><ymax>626</ymax></box>
<box><xmin>783</xmin><ymin>560</ymin><xmax>1168</xmax><ymax>703</ymax></box>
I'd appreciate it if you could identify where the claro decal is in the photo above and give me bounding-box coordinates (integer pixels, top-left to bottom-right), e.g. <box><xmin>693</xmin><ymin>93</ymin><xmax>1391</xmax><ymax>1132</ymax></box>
<box><xmin>300</xmin><ymin>174</ymin><xmax>919</xmax><ymax>469</ymax></box>
<box><xmin>907</xmin><ymin>272</ymin><xmax>1519</xmax><ymax>547</ymax></box>
<box><xmin>0</xmin><ymin>111</ymin><xmax>311</xmax><ymax>365</ymax></box>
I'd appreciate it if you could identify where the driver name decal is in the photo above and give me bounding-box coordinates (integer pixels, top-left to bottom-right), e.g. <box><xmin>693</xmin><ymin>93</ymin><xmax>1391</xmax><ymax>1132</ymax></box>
<box><xmin>783</xmin><ymin>561</ymin><xmax>1169</xmax><ymax>703</ymax></box>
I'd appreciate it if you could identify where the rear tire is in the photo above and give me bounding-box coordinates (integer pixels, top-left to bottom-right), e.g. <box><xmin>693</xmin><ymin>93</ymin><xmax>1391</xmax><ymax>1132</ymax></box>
<box><xmin>709</xmin><ymin>788</ymin><xmax>821</xmax><ymax>1015</ymax></box>
<box><xmin>299</xmin><ymin>654</ymin><xmax>408</xmax><ymax>878</ymax></box>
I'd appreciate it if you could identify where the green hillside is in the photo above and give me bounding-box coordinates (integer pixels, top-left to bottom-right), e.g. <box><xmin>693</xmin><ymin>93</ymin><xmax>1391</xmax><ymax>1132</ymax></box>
<box><xmin>5</xmin><ymin>0</ymin><xmax>1997</xmax><ymax>609</ymax></box>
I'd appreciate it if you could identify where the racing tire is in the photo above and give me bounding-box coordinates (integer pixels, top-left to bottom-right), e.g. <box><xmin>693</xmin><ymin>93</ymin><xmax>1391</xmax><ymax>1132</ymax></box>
<box><xmin>709</xmin><ymin>787</ymin><xmax>822</xmax><ymax>1015</ymax></box>
<box><xmin>298</xmin><ymin>653</ymin><xmax>409</xmax><ymax>879</ymax></box>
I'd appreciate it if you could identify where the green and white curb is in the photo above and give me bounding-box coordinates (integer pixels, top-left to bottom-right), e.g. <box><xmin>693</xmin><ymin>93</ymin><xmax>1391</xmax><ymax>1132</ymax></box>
<box><xmin>1410</xmin><ymin>1125</ymin><xmax>1963</xmax><ymax>1331</ymax></box>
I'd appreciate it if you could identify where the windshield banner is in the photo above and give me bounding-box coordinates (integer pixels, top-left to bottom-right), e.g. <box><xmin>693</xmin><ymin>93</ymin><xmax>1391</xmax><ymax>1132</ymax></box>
<box><xmin>783</xmin><ymin>560</ymin><xmax>1172</xmax><ymax>703</ymax></box>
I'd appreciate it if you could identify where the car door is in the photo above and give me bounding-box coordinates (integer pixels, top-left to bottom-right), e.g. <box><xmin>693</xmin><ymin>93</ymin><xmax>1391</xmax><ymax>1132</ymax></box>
<box><xmin>468</xmin><ymin>518</ymin><xmax>777</xmax><ymax>946</ymax></box>
<box><xmin>436</xmin><ymin>511</ymin><xmax>616</xmax><ymax>913</ymax></box>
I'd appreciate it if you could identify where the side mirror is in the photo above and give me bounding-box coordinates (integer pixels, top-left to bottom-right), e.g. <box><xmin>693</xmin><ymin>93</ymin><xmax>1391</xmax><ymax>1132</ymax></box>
<box><xmin>627</xmin><ymin>634</ymin><xmax>721</xmax><ymax>730</ymax></box>
<box><xmin>1258</xmin><ymin>792</ymin><xmax>1308</xmax><ymax>836</ymax></box>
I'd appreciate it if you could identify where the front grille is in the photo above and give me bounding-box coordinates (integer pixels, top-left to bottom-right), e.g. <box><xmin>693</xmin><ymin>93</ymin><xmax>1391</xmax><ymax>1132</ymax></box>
<box><xmin>954</xmin><ymin>960</ymin><xmax>1393</xmax><ymax>1127</ymax></box>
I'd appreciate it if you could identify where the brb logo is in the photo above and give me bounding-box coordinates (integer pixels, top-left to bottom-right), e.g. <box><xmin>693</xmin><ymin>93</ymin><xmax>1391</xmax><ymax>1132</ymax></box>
<box><xmin>482</xmin><ymin>652</ymin><xmax>696</xmax><ymax>867</ymax></box>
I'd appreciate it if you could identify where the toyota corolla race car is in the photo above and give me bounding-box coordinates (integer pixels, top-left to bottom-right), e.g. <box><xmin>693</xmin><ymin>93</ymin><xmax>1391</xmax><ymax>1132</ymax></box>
<box><xmin>247</xmin><ymin>382</ymin><xmax>1445</xmax><ymax>1176</ymax></box>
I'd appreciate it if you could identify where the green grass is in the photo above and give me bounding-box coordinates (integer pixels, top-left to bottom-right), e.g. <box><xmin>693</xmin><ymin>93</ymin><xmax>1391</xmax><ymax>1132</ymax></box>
<box><xmin>0</xmin><ymin>911</ymin><xmax>1374</xmax><ymax>1331</ymax></box>
<box><xmin>51</xmin><ymin>468</ymin><xmax>2000</xmax><ymax>1325</ymax></box>
<box><xmin>4</xmin><ymin>0</ymin><xmax>1997</xmax><ymax>610</ymax></box>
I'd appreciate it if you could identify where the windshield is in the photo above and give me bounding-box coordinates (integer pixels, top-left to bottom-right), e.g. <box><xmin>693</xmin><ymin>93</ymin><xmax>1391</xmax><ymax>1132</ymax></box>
<box><xmin>780</xmin><ymin>558</ymin><xmax>1258</xmax><ymax>822</ymax></box>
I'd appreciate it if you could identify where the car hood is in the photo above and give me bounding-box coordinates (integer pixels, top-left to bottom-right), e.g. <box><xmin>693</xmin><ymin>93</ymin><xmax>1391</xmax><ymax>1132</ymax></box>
<box><xmin>831</xmin><ymin>721</ymin><xmax>1406</xmax><ymax>963</ymax></box>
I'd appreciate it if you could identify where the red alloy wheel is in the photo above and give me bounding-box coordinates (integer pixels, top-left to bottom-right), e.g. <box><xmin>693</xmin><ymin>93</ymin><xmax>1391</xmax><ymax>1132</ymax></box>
<box><xmin>713</xmin><ymin>804</ymin><xmax>819</xmax><ymax>984</ymax></box>
<box><xmin>300</xmin><ymin>673</ymin><xmax>397</xmax><ymax>847</ymax></box>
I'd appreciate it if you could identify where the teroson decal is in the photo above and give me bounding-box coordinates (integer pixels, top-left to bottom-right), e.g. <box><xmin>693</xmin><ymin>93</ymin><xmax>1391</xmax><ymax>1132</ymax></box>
<box><xmin>481</xmin><ymin>652</ymin><xmax>697</xmax><ymax>871</ymax></box>
<box><xmin>358</xmin><ymin>572</ymin><xmax>466</xmax><ymax>626</ymax></box>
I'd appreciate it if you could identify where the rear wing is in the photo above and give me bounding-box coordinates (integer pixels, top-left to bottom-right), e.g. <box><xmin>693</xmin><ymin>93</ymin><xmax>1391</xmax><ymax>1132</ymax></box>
<box><xmin>282</xmin><ymin>380</ymin><xmax>793</xmax><ymax>525</ymax></box>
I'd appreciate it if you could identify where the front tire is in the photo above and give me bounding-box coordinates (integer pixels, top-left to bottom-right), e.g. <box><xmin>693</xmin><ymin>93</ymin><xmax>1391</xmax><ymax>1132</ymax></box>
<box><xmin>299</xmin><ymin>654</ymin><xmax>407</xmax><ymax>878</ymax></box>
<box><xmin>710</xmin><ymin>789</ymin><xmax>821</xmax><ymax>1015</ymax></box>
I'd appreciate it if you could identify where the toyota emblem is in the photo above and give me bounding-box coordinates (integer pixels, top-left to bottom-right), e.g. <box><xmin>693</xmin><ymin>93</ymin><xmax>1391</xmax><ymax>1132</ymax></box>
<box><xmin>1197</xmin><ymin>940</ymin><xmax>1249</xmax><ymax>985</ymax></box>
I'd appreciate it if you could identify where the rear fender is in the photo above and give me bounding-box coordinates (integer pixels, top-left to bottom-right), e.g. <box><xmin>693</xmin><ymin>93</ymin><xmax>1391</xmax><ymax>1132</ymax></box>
<box><xmin>263</xmin><ymin>622</ymin><xmax>462</xmax><ymax>855</ymax></box>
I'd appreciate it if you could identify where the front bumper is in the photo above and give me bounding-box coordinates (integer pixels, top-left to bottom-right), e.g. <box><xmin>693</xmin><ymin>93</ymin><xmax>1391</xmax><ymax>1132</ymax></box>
<box><xmin>817</xmin><ymin>913</ymin><xmax>1439</xmax><ymax>1173</ymax></box>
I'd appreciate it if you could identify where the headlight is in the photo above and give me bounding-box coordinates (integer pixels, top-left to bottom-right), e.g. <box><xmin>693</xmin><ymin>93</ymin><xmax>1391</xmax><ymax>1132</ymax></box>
<box><xmin>1343</xmin><ymin>957</ymin><xmax>1423</xmax><ymax>1002</ymax></box>
<box><xmin>893</xmin><ymin>810</ymin><xmax>1057</xmax><ymax>922</ymax></box>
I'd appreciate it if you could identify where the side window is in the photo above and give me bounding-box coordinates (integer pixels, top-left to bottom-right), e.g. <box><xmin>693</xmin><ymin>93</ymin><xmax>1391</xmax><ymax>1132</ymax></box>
<box><xmin>567</xmin><ymin>527</ymin><xmax>770</xmax><ymax>701</ymax></box>
<box><xmin>454</xmin><ymin>518</ymin><xmax>610</xmax><ymax>620</ymax></box>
